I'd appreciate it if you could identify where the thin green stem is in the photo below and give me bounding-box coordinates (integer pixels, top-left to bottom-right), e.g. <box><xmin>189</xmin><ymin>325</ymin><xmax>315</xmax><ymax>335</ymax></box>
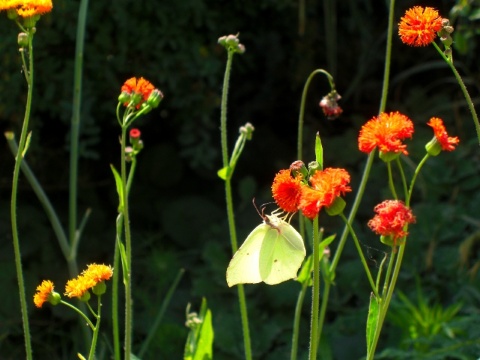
<box><xmin>407</xmin><ymin>154</ymin><xmax>430</xmax><ymax>207</ymax></box>
<box><xmin>120</xmin><ymin>125</ymin><xmax>133</xmax><ymax>360</ymax></box>
<box><xmin>87</xmin><ymin>296</ymin><xmax>102</xmax><ymax>360</ymax></box>
<box><xmin>308</xmin><ymin>216</ymin><xmax>320</xmax><ymax>360</ymax></box>
<box><xmin>386</xmin><ymin>161</ymin><xmax>398</xmax><ymax>199</ymax></box>
<box><xmin>395</xmin><ymin>157</ymin><xmax>408</xmax><ymax>200</ymax></box>
<box><xmin>69</xmin><ymin>0</ymin><xmax>89</xmax><ymax>270</ymax></box>
<box><xmin>220</xmin><ymin>48</ymin><xmax>252</xmax><ymax>360</ymax></box>
<box><xmin>378</xmin><ymin>0</ymin><xmax>395</xmax><ymax>114</ymax></box>
<box><xmin>10</xmin><ymin>30</ymin><xmax>34</xmax><ymax>360</ymax></box>
<box><xmin>340</xmin><ymin>213</ymin><xmax>379</xmax><ymax>298</ymax></box>
<box><xmin>330</xmin><ymin>151</ymin><xmax>375</xmax><ymax>273</ymax></box>
<box><xmin>291</xmin><ymin>281</ymin><xmax>309</xmax><ymax>360</ymax></box>
<box><xmin>112</xmin><ymin>156</ymin><xmax>138</xmax><ymax>360</ymax></box>
<box><xmin>432</xmin><ymin>42</ymin><xmax>480</xmax><ymax>145</ymax></box>
<box><xmin>297</xmin><ymin>69</ymin><xmax>335</xmax><ymax>161</ymax></box>
<box><xmin>60</xmin><ymin>300</ymin><xmax>95</xmax><ymax>330</ymax></box>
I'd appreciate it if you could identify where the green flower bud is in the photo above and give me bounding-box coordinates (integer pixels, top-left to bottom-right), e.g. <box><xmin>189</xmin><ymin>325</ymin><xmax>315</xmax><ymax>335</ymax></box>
<box><xmin>325</xmin><ymin>197</ymin><xmax>346</xmax><ymax>216</ymax></box>
<box><xmin>18</xmin><ymin>32</ymin><xmax>29</xmax><ymax>47</ymax></box>
<box><xmin>379</xmin><ymin>151</ymin><xmax>400</xmax><ymax>162</ymax></box>
<box><xmin>425</xmin><ymin>136</ymin><xmax>442</xmax><ymax>156</ymax></box>
<box><xmin>92</xmin><ymin>281</ymin><xmax>107</xmax><ymax>296</ymax></box>
<box><xmin>146</xmin><ymin>89</ymin><xmax>164</xmax><ymax>108</ymax></box>
<box><xmin>290</xmin><ymin>160</ymin><xmax>308</xmax><ymax>180</ymax></box>
<box><xmin>118</xmin><ymin>91</ymin><xmax>131</xmax><ymax>104</ymax></box>
<box><xmin>79</xmin><ymin>291</ymin><xmax>91</xmax><ymax>302</ymax></box>
<box><xmin>48</xmin><ymin>291</ymin><xmax>62</xmax><ymax>306</ymax></box>
<box><xmin>7</xmin><ymin>9</ymin><xmax>18</xmax><ymax>20</ymax></box>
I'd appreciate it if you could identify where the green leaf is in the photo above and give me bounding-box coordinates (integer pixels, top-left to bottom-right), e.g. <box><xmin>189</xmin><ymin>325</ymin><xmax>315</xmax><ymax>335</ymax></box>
<box><xmin>366</xmin><ymin>293</ymin><xmax>380</xmax><ymax>356</ymax></box>
<box><xmin>184</xmin><ymin>298</ymin><xmax>214</xmax><ymax>360</ymax></box>
<box><xmin>110</xmin><ymin>164</ymin><xmax>124</xmax><ymax>211</ymax></box>
<box><xmin>315</xmin><ymin>132</ymin><xmax>323</xmax><ymax>170</ymax></box>
<box><xmin>296</xmin><ymin>235</ymin><xmax>335</xmax><ymax>286</ymax></box>
<box><xmin>217</xmin><ymin>166</ymin><xmax>231</xmax><ymax>181</ymax></box>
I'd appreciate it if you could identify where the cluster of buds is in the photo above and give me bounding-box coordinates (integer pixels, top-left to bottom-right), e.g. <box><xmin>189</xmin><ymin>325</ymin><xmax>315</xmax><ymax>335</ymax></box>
<box><xmin>319</xmin><ymin>90</ymin><xmax>343</xmax><ymax>120</ymax></box>
<box><xmin>218</xmin><ymin>34</ymin><xmax>246</xmax><ymax>54</ymax></box>
<box><xmin>438</xmin><ymin>18</ymin><xmax>454</xmax><ymax>60</ymax></box>
<box><xmin>125</xmin><ymin>128</ymin><xmax>144</xmax><ymax>161</ymax></box>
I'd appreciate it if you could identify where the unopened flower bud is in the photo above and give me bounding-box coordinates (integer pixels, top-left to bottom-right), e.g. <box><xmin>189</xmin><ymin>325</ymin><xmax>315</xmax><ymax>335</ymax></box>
<box><xmin>48</xmin><ymin>291</ymin><xmax>62</xmax><ymax>306</ymax></box>
<box><xmin>92</xmin><ymin>281</ymin><xmax>107</xmax><ymax>296</ymax></box>
<box><xmin>379</xmin><ymin>151</ymin><xmax>400</xmax><ymax>163</ymax></box>
<box><xmin>239</xmin><ymin>122</ymin><xmax>254</xmax><ymax>140</ymax></box>
<box><xmin>325</xmin><ymin>197</ymin><xmax>346</xmax><ymax>216</ymax></box>
<box><xmin>319</xmin><ymin>90</ymin><xmax>343</xmax><ymax>120</ymax></box>
<box><xmin>79</xmin><ymin>291</ymin><xmax>91</xmax><ymax>302</ymax></box>
<box><xmin>308</xmin><ymin>161</ymin><xmax>321</xmax><ymax>176</ymax></box>
<box><xmin>147</xmin><ymin>89</ymin><xmax>164</xmax><ymax>108</ymax></box>
<box><xmin>290</xmin><ymin>160</ymin><xmax>308</xmax><ymax>179</ymax></box>
<box><xmin>218</xmin><ymin>34</ymin><xmax>245</xmax><ymax>54</ymax></box>
<box><xmin>118</xmin><ymin>91</ymin><xmax>131</xmax><ymax>104</ymax></box>
<box><xmin>425</xmin><ymin>137</ymin><xmax>442</xmax><ymax>156</ymax></box>
<box><xmin>18</xmin><ymin>32</ymin><xmax>29</xmax><ymax>47</ymax></box>
<box><xmin>7</xmin><ymin>9</ymin><xmax>18</xmax><ymax>20</ymax></box>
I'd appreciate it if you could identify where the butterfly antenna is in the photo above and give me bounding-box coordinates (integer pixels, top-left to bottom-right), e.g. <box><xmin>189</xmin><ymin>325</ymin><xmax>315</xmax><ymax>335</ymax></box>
<box><xmin>252</xmin><ymin>198</ymin><xmax>267</xmax><ymax>220</ymax></box>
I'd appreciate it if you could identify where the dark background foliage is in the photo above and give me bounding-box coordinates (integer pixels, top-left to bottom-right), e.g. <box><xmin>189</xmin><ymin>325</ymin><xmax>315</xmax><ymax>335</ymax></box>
<box><xmin>1</xmin><ymin>0</ymin><xmax>480</xmax><ymax>359</ymax></box>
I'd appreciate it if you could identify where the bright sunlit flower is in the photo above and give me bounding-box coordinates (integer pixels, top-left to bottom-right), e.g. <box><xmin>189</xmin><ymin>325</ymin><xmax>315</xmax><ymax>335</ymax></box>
<box><xmin>358</xmin><ymin>111</ymin><xmax>414</xmax><ymax>155</ymax></box>
<box><xmin>299</xmin><ymin>168</ymin><xmax>351</xmax><ymax>219</ymax></box>
<box><xmin>426</xmin><ymin>117</ymin><xmax>459</xmax><ymax>153</ymax></box>
<box><xmin>271</xmin><ymin>169</ymin><xmax>303</xmax><ymax>213</ymax></box>
<box><xmin>0</xmin><ymin>0</ymin><xmax>53</xmax><ymax>17</ymax></box>
<box><xmin>120</xmin><ymin>77</ymin><xmax>156</xmax><ymax>108</ymax></box>
<box><xmin>33</xmin><ymin>280</ymin><xmax>54</xmax><ymax>308</ymax></box>
<box><xmin>82</xmin><ymin>263</ymin><xmax>113</xmax><ymax>283</ymax></box>
<box><xmin>398</xmin><ymin>6</ymin><xmax>443</xmax><ymax>47</ymax></box>
<box><xmin>65</xmin><ymin>263</ymin><xmax>113</xmax><ymax>299</ymax></box>
<box><xmin>368</xmin><ymin>200</ymin><xmax>415</xmax><ymax>244</ymax></box>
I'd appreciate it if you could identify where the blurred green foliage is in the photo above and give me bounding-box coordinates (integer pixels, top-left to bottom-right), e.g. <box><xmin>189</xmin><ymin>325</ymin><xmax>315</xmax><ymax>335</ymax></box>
<box><xmin>1</xmin><ymin>0</ymin><xmax>480</xmax><ymax>359</ymax></box>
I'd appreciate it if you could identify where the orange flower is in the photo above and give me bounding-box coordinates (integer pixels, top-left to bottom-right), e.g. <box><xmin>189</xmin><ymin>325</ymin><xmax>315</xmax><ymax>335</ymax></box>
<box><xmin>427</xmin><ymin>117</ymin><xmax>459</xmax><ymax>152</ymax></box>
<box><xmin>358</xmin><ymin>111</ymin><xmax>414</xmax><ymax>155</ymax></box>
<box><xmin>0</xmin><ymin>0</ymin><xmax>53</xmax><ymax>17</ymax></box>
<box><xmin>271</xmin><ymin>169</ymin><xmax>303</xmax><ymax>213</ymax></box>
<box><xmin>299</xmin><ymin>168</ymin><xmax>351</xmax><ymax>219</ymax></box>
<box><xmin>33</xmin><ymin>280</ymin><xmax>54</xmax><ymax>308</ymax></box>
<box><xmin>65</xmin><ymin>263</ymin><xmax>113</xmax><ymax>298</ymax></box>
<box><xmin>65</xmin><ymin>276</ymin><xmax>96</xmax><ymax>299</ymax></box>
<box><xmin>120</xmin><ymin>77</ymin><xmax>155</xmax><ymax>108</ymax></box>
<box><xmin>398</xmin><ymin>6</ymin><xmax>443</xmax><ymax>47</ymax></box>
<box><xmin>368</xmin><ymin>200</ymin><xmax>415</xmax><ymax>243</ymax></box>
<box><xmin>82</xmin><ymin>263</ymin><xmax>113</xmax><ymax>283</ymax></box>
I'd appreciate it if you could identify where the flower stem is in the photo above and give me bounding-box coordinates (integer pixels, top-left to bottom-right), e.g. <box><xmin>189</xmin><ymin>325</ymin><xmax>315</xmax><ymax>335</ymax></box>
<box><xmin>10</xmin><ymin>29</ymin><xmax>34</xmax><ymax>360</ymax></box>
<box><xmin>340</xmin><ymin>213</ymin><xmax>379</xmax><ymax>298</ymax></box>
<box><xmin>220</xmin><ymin>49</ymin><xmax>252</xmax><ymax>360</ymax></box>
<box><xmin>69</xmin><ymin>0</ymin><xmax>89</xmax><ymax>272</ymax></box>
<box><xmin>378</xmin><ymin>0</ymin><xmax>395</xmax><ymax>114</ymax></box>
<box><xmin>60</xmin><ymin>300</ymin><xmax>95</xmax><ymax>330</ymax></box>
<box><xmin>297</xmin><ymin>69</ymin><xmax>335</xmax><ymax>161</ymax></box>
<box><xmin>87</xmin><ymin>296</ymin><xmax>102</xmax><ymax>360</ymax></box>
<box><xmin>308</xmin><ymin>216</ymin><xmax>321</xmax><ymax>360</ymax></box>
<box><xmin>432</xmin><ymin>42</ymin><xmax>480</xmax><ymax>145</ymax></box>
<box><xmin>291</xmin><ymin>281</ymin><xmax>309</xmax><ymax>360</ymax></box>
<box><xmin>120</xmin><ymin>125</ymin><xmax>133</xmax><ymax>360</ymax></box>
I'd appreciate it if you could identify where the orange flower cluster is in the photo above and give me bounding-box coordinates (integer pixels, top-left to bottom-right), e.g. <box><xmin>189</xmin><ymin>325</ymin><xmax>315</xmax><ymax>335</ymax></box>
<box><xmin>64</xmin><ymin>264</ymin><xmax>113</xmax><ymax>299</ymax></box>
<box><xmin>368</xmin><ymin>200</ymin><xmax>415</xmax><ymax>244</ymax></box>
<box><xmin>120</xmin><ymin>77</ymin><xmax>163</xmax><ymax>109</ymax></box>
<box><xmin>398</xmin><ymin>6</ymin><xmax>443</xmax><ymax>47</ymax></box>
<box><xmin>0</xmin><ymin>0</ymin><xmax>52</xmax><ymax>17</ymax></box>
<box><xmin>427</xmin><ymin>117</ymin><xmax>459</xmax><ymax>151</ymax></box>
<box><xmin>33</xmin><ymin>280</ymin><xmax>55</xmax><ymax>308</ymax></box>
<box><xmin>272</xmin><ymin>166</ymin><xmax>351</xmax><ymax>220</ymax></box>
<box><xmin>358</xmin><ymin>111</ymin><xmax>414</xmax><ymax>155</ymax></box>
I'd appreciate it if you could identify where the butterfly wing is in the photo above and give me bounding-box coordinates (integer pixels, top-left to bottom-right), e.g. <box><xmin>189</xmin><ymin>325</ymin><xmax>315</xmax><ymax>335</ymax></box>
<box><xmin>226</xmin><ymin>223</ymin><xmax>269</xmax><ymax>287</ymax></box>
<box><xmin>260</xmin><ymin>219</ymin><xmax>306</xmax><ymax>285</ymax></box>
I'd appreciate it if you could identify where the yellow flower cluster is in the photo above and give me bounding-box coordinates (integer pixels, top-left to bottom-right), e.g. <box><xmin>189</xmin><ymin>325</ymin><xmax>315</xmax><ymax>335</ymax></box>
<box><xmin>65</xmin><ymin>264</ymin><xmax>113</xmax><ymax>298</ymax></box>
<box><xmin>0</xmin><ymin>0</ymin><xmax>52</xmax><ymax>17</ymax></box>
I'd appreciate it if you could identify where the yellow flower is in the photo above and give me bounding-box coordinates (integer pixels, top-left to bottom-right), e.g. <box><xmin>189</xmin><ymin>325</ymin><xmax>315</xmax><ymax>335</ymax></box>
<box><xmin>0</xmin><ymin>0</ymin><xmax>53</xmax><ymax>17</ymax></box>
